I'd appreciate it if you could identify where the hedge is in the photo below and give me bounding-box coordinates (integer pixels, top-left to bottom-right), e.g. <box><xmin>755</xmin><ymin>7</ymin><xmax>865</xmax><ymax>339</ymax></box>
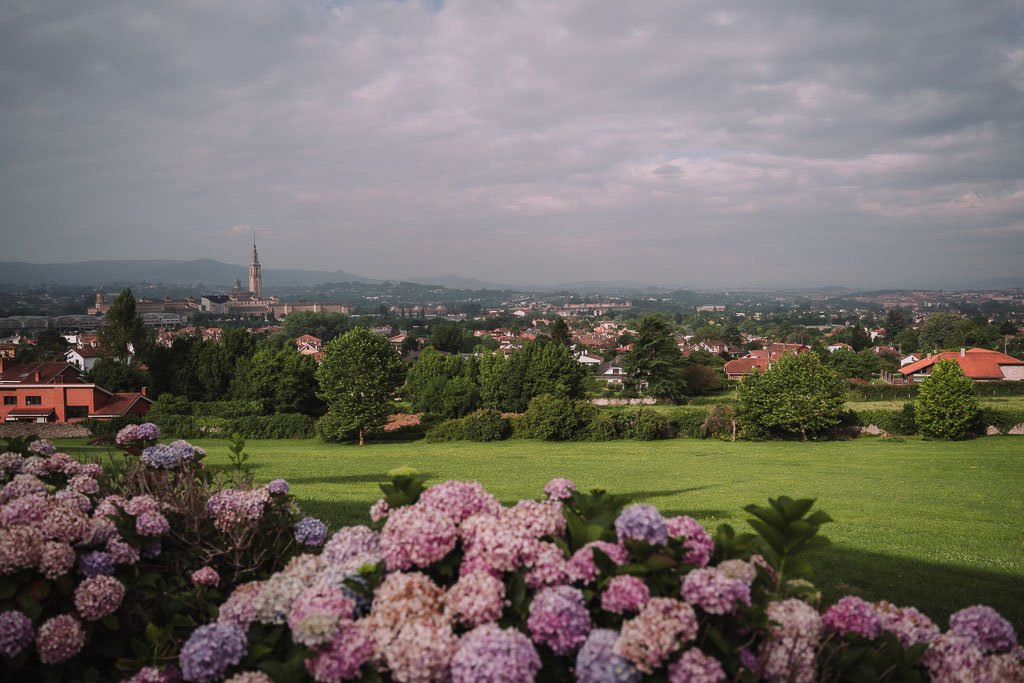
<box><xmin>146</xmin><ymin>413</ymin><xmax>316</xmax><ymax>439</ymax></box>
<box><xmin>847</xmin><ymin>380</ymin><xmax>1024</xmax><ymax>401</ymax></box>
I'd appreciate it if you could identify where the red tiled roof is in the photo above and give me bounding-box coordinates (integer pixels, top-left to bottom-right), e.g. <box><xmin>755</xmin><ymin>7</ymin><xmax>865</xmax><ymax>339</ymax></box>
<box><xmin>91</xmin><ymin>392</ymin><xmax>153</xmax><ymax>417</ymax></box>
<box><xmin>723</xmin><ymin>357</ymin><xmax>769</xmax><ymax>375</ymax></box>
<box><xmin>69</xmin><ymin>347</ymin><xmax>109</xmax><ymax>358</ymax></box>
<box><xmin>5</xmin><ymin>406</ymin><xmax>56</xmax><ymax>417</ymax></box>
<box><xmin>0</xmin><ymin>362</ymin><xmax>83</xmax><ymax>385</ymax></box>
<box><xmin>295</xmin><ymin>334</ymin><xmax>322</xmax><ymax>343</ymax></box>
<box><xmin>899</xmin><ymin>348</ymin><xmax>1024</xmax><ymax>379</ymax></box>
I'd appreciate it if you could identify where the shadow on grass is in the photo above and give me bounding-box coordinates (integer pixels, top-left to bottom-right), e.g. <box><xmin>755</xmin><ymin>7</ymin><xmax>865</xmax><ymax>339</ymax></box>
<box><xmin>626</xmin><ymin>486</ymin><xmax>717</xmax><ymax>500</ymax></box>
<box><xmin>659</xmin><ymin>508</ymin><xmax>733</xmax><ymax>521</ymax></box>
<box><xmin>811</xmin><ymin>545</ymin><xmax>1024</xmax><ymax>634</ymax></box>
<box><xmin>283</xmin><ymin>473</ymin><xmax>392</xmax><ymax>485</ymax></box>
<box><xmin>298</xmin><ymin>498</ymin><xmax>375</xmax><ymax>529</ymax></box>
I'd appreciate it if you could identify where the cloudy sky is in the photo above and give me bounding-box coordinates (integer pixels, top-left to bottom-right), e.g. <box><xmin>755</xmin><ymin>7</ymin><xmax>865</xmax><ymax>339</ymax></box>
<box><xmin>1</xmin><ymin>0</ymin><xmax>1022</xmax><ymax>288</ymax></box>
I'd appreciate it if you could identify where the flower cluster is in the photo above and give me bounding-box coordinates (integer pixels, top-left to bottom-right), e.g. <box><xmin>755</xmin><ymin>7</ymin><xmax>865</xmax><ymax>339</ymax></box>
<box><xmin>206</xmin><ymin>487</ymin><xmax>272</xmax><ymax>533</ymax></box>
<box><xmin>0</xmin><ymin>609</ymin><xmax>34</xmax><ymax>657</ymax></box>
<box><xmin>192</xmin><ymin>566</ymin><xmax>221</xmax><ymax>587</ymax></box>
<box><xmin>171</xmin><ymin>476</ymin><xmax>1023</xmax><ymax>683</ymax></box>
<box><xmin>295</xmin><ymin>517</ymin><xmax>328</xmax><ymax>547</ymax></box>
<box><xmin>74</xmin><ymin>575</ymin><xmax>125</xmax><ymax>621</ymax></box>
<box><xmin>614</xmin><ymin>504</ymin><xmax>668</xmax><ymax>546</ymax></box>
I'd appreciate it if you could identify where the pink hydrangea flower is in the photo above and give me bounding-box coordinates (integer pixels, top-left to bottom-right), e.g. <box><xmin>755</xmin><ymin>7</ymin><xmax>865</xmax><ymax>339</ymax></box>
<box><xmin>759</xmin><ymin>598</ymin><xmax>824</xmax><ymax>682</ymax></box>
<box><xmin>136</xmin><ymin>510</ymin><xmax>170</xmax><ymax>536</ymax></box>
<box><xmin>873</xmin><ymin>601</ymin><xmax>939</xmax><ymax>648</ymax></box>
<box><xmin>418</xmin><ymin>480</ymin><xmax>501</xmax><ymax>524</ymax></box>
<box><xmin>667</xmin><ymin>648</ymin><xmax>726</xmax><ymax>683</ymax></box>
<box><xmin>665</xmin><ymin>516</ymin><xmax>713</xmax><ymax>567</ymax></box>
<box><xmin>504</xmin><ymin>499</ymin><xmax>566</xmax><ymax>539</ymax></box>
<box><xmin>524</xmin><ymin>541</ymin><xmax>569</xmax><ymax>589</ymax></box>
<box><xmin>460</xmin><ymin>512</ymin><xmax>540</xmax><ymax>575</ymax></box>
<box><xmin>681</xmin><ymin>567</ymin><xmax>751</xmax><ymax>615</ymax></box>
<box><xmin>923</xmin><ymin>632</ymin><xmax>986</xmax><ymax>679</ymax></box>
<box><xmin>567</xmin><ymin>541</ymin><xmax>629</xmax><ymax>584</ymax></box>
<box><xmin>527</xmin><ymin>585</ymin><xmax>591</xmax><ymax>655</ymax></box>
<box><xmin>822</xmin><ymin>596</ymin><xmax>882</xmax><ymax>640</ymax></box>
<box><xmin>445</xmin><ymin>571</ymin><xmax>507</xmax><ymax>627</ymax></box>
<box><xmin>36</xmin><ymin>614</ymin><xmax>86</xmax><ymax>664</ymax></box>
<box><xmin>305</xmin><ymin>620</ymin><xmax>374</xmax><ymax>682</ymax></box>
<box><xmin>191</xmin><ymin>566</ymin><xmax>220</xmax><ymax>587</ymax></box>
<box><xmin>544</xmin><ymin>478</ymin><xmax>577</xmax><ymax>501</ymax></box>
<box><xmin>287</xmin><ymin>585</ymin><xmax>356</xmax><ymax>648</ymax></box>
<box><xmin>379</xmin><ymin>504</ymin><xmax>457</xmax><ymax>571</ymax></box>
<box><xmin>369</xmin><ymin>498</ymin><xmax>391</xmax><ymax>523</ymax></box>
<box><xmin>38</xmin><ymin>541</ymin><xmax>76</xmax><ymax>579</ymax></box>
<box><xmin>614</xmin><ymin>598</ymin><xmax>698</xmax><ymax>673</ymax></box>
<box><xmin>74</xmin><ymin>575</ymin><xmax>125</xmax><ymax>621</ymax></box>
<box><xmin>450</xmin><ymin>624</ymin><xmax>542</xmax><ymax>683</ymax></box>
<box><xmin>601</xmin><ymin>575</ymin><xmax>651</xmax><ymax>614</ymax></box>
<box><xmin>381</xmin><ymin>620</ymin><xmax>458</xmax><ymax>683</ymax></box>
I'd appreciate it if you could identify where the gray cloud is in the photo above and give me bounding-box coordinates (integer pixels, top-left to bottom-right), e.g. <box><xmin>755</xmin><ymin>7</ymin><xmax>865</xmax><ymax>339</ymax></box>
<box><xmin>1</xmin><ymin>0</ymin><xmax>1021</xmax><ymax>288</ymax></box>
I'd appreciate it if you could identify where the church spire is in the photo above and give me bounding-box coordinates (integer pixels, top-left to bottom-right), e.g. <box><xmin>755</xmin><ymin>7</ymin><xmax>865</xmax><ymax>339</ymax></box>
<box><xmin>248</xmin><ymin>230</ymin><xmax>263</xmax><ymax>299</ymax></box>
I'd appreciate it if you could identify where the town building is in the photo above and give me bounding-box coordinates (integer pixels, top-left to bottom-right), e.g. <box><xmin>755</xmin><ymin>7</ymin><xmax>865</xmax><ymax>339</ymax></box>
<box><xmin>0</xmin><ymin>359</ymin><xmax>152</xmax><ymax>423</ymax></box>
<box><xmin>894</xmin><ymin>348</ymin><xmax>1024</xmax><ymax>382</ymax></box>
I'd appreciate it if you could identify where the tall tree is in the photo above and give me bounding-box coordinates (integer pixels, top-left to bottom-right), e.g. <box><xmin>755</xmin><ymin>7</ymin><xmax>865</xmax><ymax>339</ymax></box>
<box><xmin>550</xmin><ymin>317</ymin><xmax>571</xmax><ymax>346</ymax></box>
<box><xmin>884</xmin><ymin>309</ymin><xmax>907</xmax><ymax>342</ymax></box>
<box><xmin>623</xmin><ymin>314</ymin><xmax>688</xmax><ymax>403</ymax></box>
<box><xmin>316</xmin><ymin>327</ymin><xmax>406</xmax><ymax>445</ymax></box>
<box><xmin>99</xmin><ymin>288</ymin><xmax>146</xmax><ymax>363</ymax></box>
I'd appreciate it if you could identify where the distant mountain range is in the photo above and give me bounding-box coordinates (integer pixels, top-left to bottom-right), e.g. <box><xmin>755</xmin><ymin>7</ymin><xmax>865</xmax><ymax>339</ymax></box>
<box><xmin>0</xmin><ymin>259</ymin><xmax>380</xmax><ymax>288</ymax></box>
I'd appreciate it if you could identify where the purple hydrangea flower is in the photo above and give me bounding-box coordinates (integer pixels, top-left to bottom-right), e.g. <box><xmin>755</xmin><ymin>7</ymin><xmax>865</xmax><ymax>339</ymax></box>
<box><xmin>0</xmin><ymin>610</ymin><xmax>34</xmax><ymax>657</ymax></box>
<box><xmin>666</xmin><ymin>516</ymin><xmax>714</xmax><ymax>567</ymax></box>
<box><xmin>949</xmin><ymin>605</ymin><xmax>1017</xmax><ymax>653</ymax></box>
<box><xmin>144</xmin><ymin>542</ymin><xmax>163</xmax><ymax>559</ymax></box>
<box><xmin>168</xmin><ymin>440</ymin><xmax>198</xmax><ymax>463</ymax></box>
<box><xmin>78</xmin><ymin>550</ymin><xmax>115</xmax><ymax>577</ymax></box>
<box><xmin>615</xmin><ymin>504</ymin><xmax>668</xmax><ymax>546</ymax></box>
<box><xmin>576</xmin><ymin>628</ymin><xmax>642</xmax><ymax>683</ymax></box>
<box><xmin>681</xmin><ymin>567</ymin><xmax>751</xmax><ymax>616</ymax></box>
<box><xmin>179</xmin><ymin>624</ymin><xmax>247</xmax><ymax>683</ymax></box>
<box><xmin>295</xmin><ymin>517</ymin><xmax>328</xmax><ymax>547</ymax></box>
<box><xmin>823</xmin><ymin>596</ymin><xmax>883</xmax><ymax>640</ymax></box>
<box><xmin>28</xmin><ymin>439</ymin><xmax>56</xmax><ymax>456</ymax></box>
<box><xmin>667</xmin><ymin>648</ymin><xmax>726</xmax><ymax>683</ymax></box>
<box><xmin>451</xmin><ymin>624</ymin><xmax>542</xmax><ymax>683</ymax></box>
<box><xmin>268</xmin><ymin>479</ymin><xmax>289</xmax><ymax>495</ymax></box>
<box><xmin>527</xmin><ymin>585</ymin><xmax>592</xmax><ymax>655</ymax></box>
<box><xmin>141</xmin><ymin>445</ymin><xmax>181</xmax><ymax>469</ymax></box>
<box><xmin>135</xmin><ymin>423</ymin><xmax>162</xmax><ymax>442</ymax></box>
<box><xmin>191</xmin><ymin>567</ymin><xmax>220</xmax><ymax>587</ymax></box>
<box><xmin>115</xmin><ymin>425</ymin><xmax>139</xmax><ymax>445</ymax></box>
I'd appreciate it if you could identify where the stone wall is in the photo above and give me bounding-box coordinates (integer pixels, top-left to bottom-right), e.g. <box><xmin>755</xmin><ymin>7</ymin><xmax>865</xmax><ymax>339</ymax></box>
<box><xmin>590</xmin><ymin>397</ymin><xmax>659</xmax><ymax>406</ymax></box>
<box><xmin>0</xmin><ymin>423</ymin><xmax>90</xmax><ymax>439</ymax></box>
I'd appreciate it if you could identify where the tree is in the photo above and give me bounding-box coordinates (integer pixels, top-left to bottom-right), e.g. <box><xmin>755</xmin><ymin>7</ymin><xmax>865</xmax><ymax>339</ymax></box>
<box><xmin>429</xmin><ymin>323</ymin><xmax>464</xmax><ymax>353</ymax></box>
<box><xmin>623</xmin><ymin>314</ymin><xmax>688</xmax><ymax>403</ymax></box>
<box><xmin>919</xmin><ymin>313</ymin><xmax>964</xmax><ymax>351</ymax></box>
<box><xmin>721</xmin><ymin>324</ymin><xmax>742</xmax><ymax>347</ymax></box>
<box><xmin>550</xmin><ymin>317</ymin><xmax>571</xmax><ymax>346</ymax></box>
<box><xmin>895</xmin><ymin>329</ymin><xmax>919</xmax><ymax>354</ymax></box>
<box><xmin>87</xmin><ymin>358</ymin><xmax>149</xmax><ymax>393</ymax></box>
<box><xmin>316</xmin><ymin>327</ymin><xmax>406</xmax><ymax>445</ymax></box>
<box><xmin>400</xmin><ymin>335</ymin><xmax>421</xmax><ymax>356</ymax></box>
<box><xmin>915</xmin><ymin>360</ymin><xmax>979</xmax><ymax>440</ymax></box>
<box><xmin>99</xmin><ymin>288</ymin><xmax>146</xmax><ymax>363</ymax></box>
<box><xmin>477</xmin><ymin>340</ymin><xmax>587</xmax><ymax>413</ymax></box>
<box><xmin>737</xmin><ymin>352</ymin><xmax>846</xmax><ymax>440</ymax></box>
<box><xmin>884</xmin><ymin>309</ymin><xmax>907</xmax><ymax>342</ymax></box>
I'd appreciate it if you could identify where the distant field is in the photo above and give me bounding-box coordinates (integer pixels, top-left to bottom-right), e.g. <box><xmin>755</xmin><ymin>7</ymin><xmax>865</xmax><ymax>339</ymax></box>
<box><xmin>55</xmin><ymin>435</ymin><xmax>1024</xmax><ymax>630</ymax></box>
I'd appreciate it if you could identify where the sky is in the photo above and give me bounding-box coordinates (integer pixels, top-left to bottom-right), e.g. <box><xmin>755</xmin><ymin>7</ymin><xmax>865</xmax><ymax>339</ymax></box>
<box><xmin>1</xmin><ymin>0</ymin><xmax>1022</xmax><ymax>289</ymax></box>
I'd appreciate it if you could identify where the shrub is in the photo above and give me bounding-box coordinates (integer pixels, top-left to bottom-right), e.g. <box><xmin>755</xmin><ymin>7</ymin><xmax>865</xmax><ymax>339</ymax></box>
<box><xmin>461</xmin><ymin>409</ymin><xmax>510</xmax><ymax>442</ymax></box>
<box><xmin>519</xmin><ymin>395</ymin><xmax>598</xmax><ymax>441</ymax></box>
<box><xmin>668</xmin><ymin>407</ymin><xmax>711</xmax><ymax>438</ymax></box>
<box><xmin>424</xmin><ymin>418</ymin><xmax>467</xmax><ymax>443</ymax></box>
<box><xmin>916</xmin><ymin>360</ymin><xmax>980</xmax><ymax>440</ymax></box>
<box><xmin>589</xmin><ymin>411</ymin><xmax>619</xmax><ymax>441</ymax></box>
<box><xmin>703</xmin><ymin>404</ymin><xmax>737</xmax><ymax>440</ymax></box>
<box><xmin>974</xmin><ymin>407</ymin><xmax>1024</xmax><ymax>435</ymax></box>
<box><xmin>737</xmin><ymin>353</ymin><xmax>846</xmax><ymax>440</ymax></box>
<box><xmin>855</xmin><ymin>405</ymin><xmax>917</xmax><ymax>436</ymax></box>
<box><xmin>82</xmin><ymin>415</ymin><xmax>144</xmax><ymax>438</ymax></box>
<box><xmin>622</xmin><ymin>409</ymin><xmax>675</xmax><ymax>441</ymax></box>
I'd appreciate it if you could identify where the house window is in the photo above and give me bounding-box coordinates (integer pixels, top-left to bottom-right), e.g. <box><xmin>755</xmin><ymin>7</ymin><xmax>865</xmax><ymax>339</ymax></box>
<box><xmin>2</xmin><ymin>396</ymin><xmax>15</xmax><ymax>405</ymax></box>
<box><xmin>66</xmin><ymin>406</ymin><xmax>89</xmax><ymax>419</ymax></box>
<box><xmin>26</xmin><ymin>396</ymin><xmax>42</xmax><ymax>405</ymax></box>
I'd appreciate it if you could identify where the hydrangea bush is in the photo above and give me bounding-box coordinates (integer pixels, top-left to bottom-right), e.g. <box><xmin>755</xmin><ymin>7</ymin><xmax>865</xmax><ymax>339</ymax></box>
<box><xmin>172</xmin><ymin>470</ymin><xmax>1020</xmax><ymax>682</ymax></box>
<box><xmin>0</xmin><ymin>430</ymin><xmax>326</xmax><ymax>681</ymax></box>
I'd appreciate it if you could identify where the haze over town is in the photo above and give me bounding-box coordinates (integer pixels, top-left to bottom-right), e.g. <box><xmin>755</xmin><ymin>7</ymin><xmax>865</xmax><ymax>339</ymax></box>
<box><xmin>1</xmin><ymin>0</ymin><xmax>1022</xmax><ymax>289</ymax></box>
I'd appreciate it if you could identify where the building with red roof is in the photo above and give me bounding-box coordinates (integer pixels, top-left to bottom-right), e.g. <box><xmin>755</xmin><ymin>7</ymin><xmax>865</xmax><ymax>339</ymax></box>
<box><xmin>897</xmin><ymin>348</ymin><xmax>1024</xmax><ymax>382</ymax></box>
<box><xmin>0</xmin><ymin>358</ymin><xmax>152</xmax><ymax>423</ymax></box>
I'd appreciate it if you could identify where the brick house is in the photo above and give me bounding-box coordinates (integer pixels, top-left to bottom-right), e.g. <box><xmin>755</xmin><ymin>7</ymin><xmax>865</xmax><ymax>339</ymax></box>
<box><xmin>896</xmin><ymin>348</ymin><xmax>1024</xmax><ymax>382</ymax></box>
<box><xmin>0</xmin><ymin>359</ymin><xmax>152</xmax><ymax>423</ymax></box>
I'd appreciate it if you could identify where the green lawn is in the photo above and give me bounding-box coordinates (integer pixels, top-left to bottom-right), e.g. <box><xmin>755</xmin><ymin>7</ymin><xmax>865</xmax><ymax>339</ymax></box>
<box><xmin>56</xmin><ymin>436</ymin><xmax>1024</xmax><ymax>631</ymax></box>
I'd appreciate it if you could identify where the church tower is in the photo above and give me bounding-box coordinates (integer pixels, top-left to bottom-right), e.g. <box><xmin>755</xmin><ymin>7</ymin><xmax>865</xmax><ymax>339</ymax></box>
<box><xmin>249</xmin><ymin>231</ymin><xmax>263</xmax><ymax>299</ymax></box>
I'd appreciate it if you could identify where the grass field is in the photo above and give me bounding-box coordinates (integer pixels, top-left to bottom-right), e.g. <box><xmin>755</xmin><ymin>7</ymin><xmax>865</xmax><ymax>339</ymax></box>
<box><xmin>56</xmin><ymin>435</ymin><xmax>1024</xmax><ymax>631</ymax></box>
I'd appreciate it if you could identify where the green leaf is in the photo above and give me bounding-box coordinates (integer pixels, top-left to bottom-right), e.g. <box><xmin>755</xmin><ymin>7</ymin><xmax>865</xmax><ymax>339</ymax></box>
<box><xmin>145</xmin><ymin>623</ymin><xmax>162</xmax><ymax>644</ymax></box>
<box><xmin>101</xmin><ymin>615</ymin><xmax>119</xmax><ymax>631</ymax></box>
